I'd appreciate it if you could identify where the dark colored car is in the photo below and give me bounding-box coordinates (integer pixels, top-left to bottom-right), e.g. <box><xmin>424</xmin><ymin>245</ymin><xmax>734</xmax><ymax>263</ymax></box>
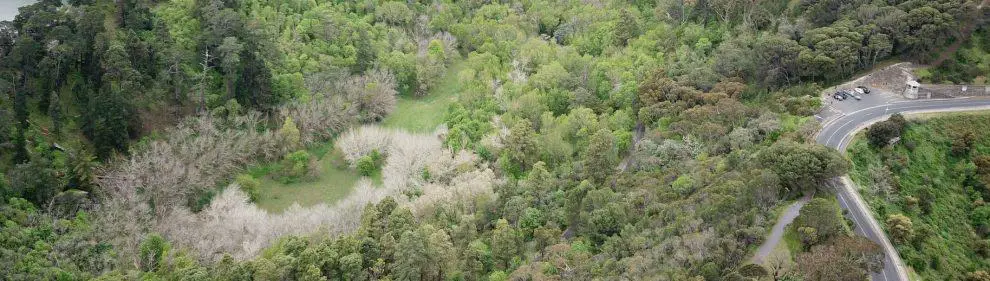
<box><xmin>833</xmin><ymin>92</ymin><xmax>846</xmax><ymax>100</ymax></box>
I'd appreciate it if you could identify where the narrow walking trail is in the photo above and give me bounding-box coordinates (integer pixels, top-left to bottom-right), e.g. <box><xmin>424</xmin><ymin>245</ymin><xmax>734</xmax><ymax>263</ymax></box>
<box><xmin>751</xmin><ymin>193</ymin><xmax>812</xmax><ymax>264</ymax></box>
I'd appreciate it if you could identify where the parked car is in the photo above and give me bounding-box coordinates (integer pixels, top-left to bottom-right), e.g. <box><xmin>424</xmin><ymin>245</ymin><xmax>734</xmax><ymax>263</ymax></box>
<box><xmin>833</xmin><ymin>92</ymin><xmax>846</xmax><ymax>100</ymax></box>
<box><xmin>846</xmin><ymin>90</ymin><xmax>862</xmax><ymax>100</ymax></box>
<box><xmin>856</xmin><ymin>86</ymin><xmax>870</xmax><ymax>94</ymax></box>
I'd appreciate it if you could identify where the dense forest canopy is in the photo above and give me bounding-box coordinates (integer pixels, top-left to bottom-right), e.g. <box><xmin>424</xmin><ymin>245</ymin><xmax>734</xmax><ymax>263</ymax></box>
<box><xmin>0</xmin><ymin>0</ymin><xmax>985</xmax><ymax>280</ymax></box>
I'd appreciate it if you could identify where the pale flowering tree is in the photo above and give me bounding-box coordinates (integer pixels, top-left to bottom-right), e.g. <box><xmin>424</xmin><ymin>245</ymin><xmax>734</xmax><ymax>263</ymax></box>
<box><xmin>95</xmin><ymin>98</ymin><xmax>358</xmax><ymax>261</ymax></box>
<box><xmin>339</xmin><ymin>69</ymin><xmax>398</xmax><ymax>122</ymax></box>
<box><xmin>337</xmin><ymin>126</ymin><xmax>394</xmax><ymax>165</ymax></box>
<box><xmin>153</xmin><ymin>125</ymin><xmax>495</xmax><ymax>260</ymax></box>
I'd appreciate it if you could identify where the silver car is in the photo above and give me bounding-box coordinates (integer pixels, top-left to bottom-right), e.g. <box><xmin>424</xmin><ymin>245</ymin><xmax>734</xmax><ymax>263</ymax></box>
<box><xmin>846</xmin><ymin>90</ymin><xmax>862</xmax><ymax>100</ymax></box>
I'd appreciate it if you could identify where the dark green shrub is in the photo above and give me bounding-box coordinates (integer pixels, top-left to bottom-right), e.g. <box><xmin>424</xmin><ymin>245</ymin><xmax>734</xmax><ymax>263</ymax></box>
<box><xmin>867</xmin><ymin>114</ymin><xmax>906</xmax><ymax>147</ymax></box>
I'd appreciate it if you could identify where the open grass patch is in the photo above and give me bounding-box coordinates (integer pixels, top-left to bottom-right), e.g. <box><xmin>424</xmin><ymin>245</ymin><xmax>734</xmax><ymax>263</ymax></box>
<box><xmin>381</xmin><ymin>60</ymin><xmax>466</xmax><ymax>132</ymax></box>
<box><xmin>248</xmin><ymin>142</ymin><xmax>378</xmax><ymax>213</ymax></box>
<box><xmin>246</xmin><ymin>61</ymin><xmax>469</xmax><ymax>212</ymax></box>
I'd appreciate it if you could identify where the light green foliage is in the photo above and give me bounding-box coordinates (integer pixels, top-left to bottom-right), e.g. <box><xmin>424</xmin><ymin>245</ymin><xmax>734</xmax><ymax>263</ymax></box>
<box><xmin>355</xmin><ymin>150</ymin><xmax>382</xmax><ymax>177</ymax></box>
<box><xmin>280</xmin><ymin>117</ymin><xmax>301</xmax><ymax>149</ymax></box>
<box><xmin>491</xmin><ymin>219</ymin><xmax>520</xmax><ymax>269</ymax></box>
<box><xmin>849</xmin><ymin>113</ymin><xmax>990</xmax><ymax>279</ymax></box>
<box><xmin>356</xmin><ymin>156</ymin><xmax>376</xmax><ymax>177</ymax></box>
<box><xmin>504</xmin><ymin>121</ymin><xmax>539</xmax><ymax>176</ymax></box>
<box><xmin>1</xmin><ymin>0</ymin><xmax>981</xmax><ymax>279</ymax></box>
<box><xmin>488</xmin><ymin>271</ymin><xmax>509</xmax><ymax>281</ymax></box>
<box><xmin>0</xmin><ymin>198</ymin><xmax>114</xmax><ymax>279</ymax></box>
<box><xmin>139</xmin><ymin>234</ymin><xmax>171</xmax><ymax>272</ymax></box>
<box><xmin>279</xmin><ymin>150</ymin><xmax>313</xmax><ymax>184</ymax></box>
<box><xmin>235</xmin><ymin>173</ymin><xmax>261</xmax><ymax>202</ymax></box>
<box><xmin>583</xmin><ymin>129</ymin><xmax>616</xmax><ymax>183</ymax></box>
<box><xmin>376</xmin><ymin>2</ymin><xmax>414</xmax><ymax>26</ymax></box>
<box><xmin>886</xmin><ymin>214</ymin><xmax>914</xmax><ymax>244</ymax></box>
<box><xmin>671</xmin><ymin>174</ymin><xmax>696</xmax><ymax>195</ymax></box>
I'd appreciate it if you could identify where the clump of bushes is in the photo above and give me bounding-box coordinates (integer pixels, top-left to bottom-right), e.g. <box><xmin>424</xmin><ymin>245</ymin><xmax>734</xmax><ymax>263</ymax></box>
<box><xmin>234</xmin><ymin>174</ymin><xmax>261</xmax><ymax>202</ymax></box>
<box><xmin>356</xmin><ymin>149</ymin><xmax>384</xmax><ymax>176</ymax></box>
<box><xmin>867</xmin><ymin>114</ymin><xmax>906</xmax><ymax>147</ymax></box>
<box><xmin>279</xmin><ymin>150</ymin><xmax>315</xmax><ymax>184</ymax></box>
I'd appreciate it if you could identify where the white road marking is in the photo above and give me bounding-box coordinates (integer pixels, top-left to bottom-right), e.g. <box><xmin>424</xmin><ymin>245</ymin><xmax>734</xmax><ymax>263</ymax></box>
<box><xmin>836</xmin><ymin>191</ymin><xmax>867</xmax><ymax>236</ymax></box>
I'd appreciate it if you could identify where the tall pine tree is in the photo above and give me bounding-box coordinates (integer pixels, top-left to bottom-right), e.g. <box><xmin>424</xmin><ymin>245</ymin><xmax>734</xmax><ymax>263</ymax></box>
<box><xmin>83</xmin><ymin>38</ymin><xmax>137</xmax><ymax>159</ymax></box>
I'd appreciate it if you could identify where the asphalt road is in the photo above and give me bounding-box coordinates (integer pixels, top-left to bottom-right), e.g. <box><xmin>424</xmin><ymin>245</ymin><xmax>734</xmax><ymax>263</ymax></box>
<box><xmin>816</xmin><ymin>97</ymin><xmax>990</xmax><ymax>281</ymax></box>
<box><xmin>817</xmin><ymin>98</ymin><xmax>990</xmax><ymax>150</ymax></box>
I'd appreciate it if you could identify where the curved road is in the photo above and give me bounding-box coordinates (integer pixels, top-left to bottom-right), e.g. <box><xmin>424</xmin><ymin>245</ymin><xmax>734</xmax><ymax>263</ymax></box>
<box><xmin>815</xmin><ymin>97</ymin><xmax>990</xmax><ymax>281</ymax></box>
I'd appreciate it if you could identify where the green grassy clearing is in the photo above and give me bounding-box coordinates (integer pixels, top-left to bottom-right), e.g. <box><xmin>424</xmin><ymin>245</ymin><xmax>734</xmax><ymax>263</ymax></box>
<box><xmin>847</xmin><ymin>112</ymin><xmax>990</xmax><ymax>280</ymax></box>
<box><xmin>381</xmin><ymin>60</ymin><xmax>466</xmax><ymax>133</ymax></box>
<box><xmin>247</xmin><ymin>61</ymin><xmax>467</xmax><ymax>212</ymax></box>
<box><xmin>247</xmin><ymin>142</ymin><xmax>377</xmax><ymax>213</ymax></box>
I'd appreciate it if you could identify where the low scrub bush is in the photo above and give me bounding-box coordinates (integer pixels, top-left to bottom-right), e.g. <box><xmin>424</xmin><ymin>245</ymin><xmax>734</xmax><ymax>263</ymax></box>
<box><xmin>356</xmin><ymin>150</ymin><xmax>384</xmax><ymax>176</ymax></box>
<box><xmin>235</xmin><ymin>174</ymin><xmax>261</xmax><ymax>202</ymax></box>
<box><xmin>279</xmin><ymin>150</ymin><xmax>315</xmax><ymax>184</ymax></box>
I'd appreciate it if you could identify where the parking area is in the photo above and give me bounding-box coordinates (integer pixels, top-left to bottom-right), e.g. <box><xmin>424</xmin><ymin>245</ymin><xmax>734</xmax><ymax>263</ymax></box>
<box><xmin>817</xmin><ymin>85</ymin><xmax>906</xmax><ymax>123</ymax></box>
<box><xmin>816</xmin><ymin>63</ymin><xmax>917</xmax><ymax>122</ymax></box>
<box><xmin>824</xmin><ymin>86</ymin><xmax>903</xmax><ymax>112</ymax></box>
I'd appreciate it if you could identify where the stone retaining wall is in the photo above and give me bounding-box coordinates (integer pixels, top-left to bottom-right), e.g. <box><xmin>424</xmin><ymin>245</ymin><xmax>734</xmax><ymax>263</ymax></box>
<box><xmin>919</xmin><ymin>84</ymin><xmax>990</xmax><ymax>98</ymax></box>
<box><xmin>843</xmin><ymin>62</ymin><xmax>916</xmax><ymax>92</ymax></box>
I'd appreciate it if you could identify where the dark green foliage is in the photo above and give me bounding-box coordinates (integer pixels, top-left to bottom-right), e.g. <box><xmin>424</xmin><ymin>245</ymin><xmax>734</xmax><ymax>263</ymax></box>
<box><xmin>760</xmin><ymin>141</ymin><xmax>849</xmax><ymax>194</ymax></box>
<box><xmin>582</xmin><ymin>129</ymin><xmax>617</xmax><ymax>184</ymax></box>
<box><xmin>737</xmin><ymin>263</ymin><xmax>768</xmax><ymax>278</ymax></box>
<box><xmin>793</xmin><ymin>198</ymin><xmax>844</xmax><ymax>248</ymax></box>
<box><xmin>867</xmin><ymin>114</ymin><xmax>907</xmax><ymax>147</ymax></box>
<box><xmin>795</xmin><ymin>235</ymin><xmax>883</xmax><ymax>281</ymax></box>
<box><xmin>82</xmin><ymin>39</ymin><xmax>140</xmax><ymax>159</ymax></box>
<box><xmin>6</xmin><ymin>156</ymin><xmax>60</xmax><ymax>206</ymax></box>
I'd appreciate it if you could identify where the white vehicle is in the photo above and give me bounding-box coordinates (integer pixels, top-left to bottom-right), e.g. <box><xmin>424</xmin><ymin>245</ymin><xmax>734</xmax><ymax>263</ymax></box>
<box><xmin>847</xmin><ymin>90</ymin><xmax>862</xmax><ymax>100</ymax></box>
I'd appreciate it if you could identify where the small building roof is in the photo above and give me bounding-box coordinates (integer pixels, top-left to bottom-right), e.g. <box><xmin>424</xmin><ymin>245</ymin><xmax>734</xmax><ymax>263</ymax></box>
<box><xmin>907</xmin><ymin>80</ymin><xmax>920</xmax><ymax>87</ymax></box>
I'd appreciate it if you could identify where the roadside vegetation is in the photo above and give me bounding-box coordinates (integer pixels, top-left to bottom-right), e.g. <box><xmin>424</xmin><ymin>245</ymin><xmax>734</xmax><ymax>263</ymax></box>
<box><xmin>849</xmin><ymin>112</ymin><xmax>990</xmax><ymax>280</ymax></box>
<box><xmin>921</xmin><ymin>27</ymin><xmax>989</xmax><ymax>84</ymax></box>
<box><xmin>0</xmin><ymin>0</ymin><xmax>982</xmax><ymax>280</ymax></box>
